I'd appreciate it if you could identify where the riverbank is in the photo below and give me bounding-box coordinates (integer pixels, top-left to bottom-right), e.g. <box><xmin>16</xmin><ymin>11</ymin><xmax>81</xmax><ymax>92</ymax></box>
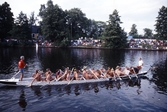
<box><xmin>68</xmin><ymin>46</ymin><xmax>167</xmax><ymax>51</ymax></box>
<box><xmin>1</xmin><ymin>45</ymin><xmax>167</xmax><ymax>51</ymax></box>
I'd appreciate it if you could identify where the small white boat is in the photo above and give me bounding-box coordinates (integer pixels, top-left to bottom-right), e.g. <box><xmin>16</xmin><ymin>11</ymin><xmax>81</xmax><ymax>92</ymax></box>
<box><xmin>0</xmin><ymin>71</ymin><xmax>148</xmax><ymax>86</ymax></box>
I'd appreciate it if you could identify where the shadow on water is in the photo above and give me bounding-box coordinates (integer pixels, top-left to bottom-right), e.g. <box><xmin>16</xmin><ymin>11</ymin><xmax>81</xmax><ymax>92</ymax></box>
<box><xmin>0</xmin><ymin>73</ymin><xmax>166</xmax><ymax>111</ymax></box>
<box><xmin>18</xmin><ymin>89</ymin><xmax>27</xmax><ymax>111</ymax></box>
<box><xmin>149</xmin><ymin>57</ymin><xmax>167</xmax><ymax>95</ymax></box>
<box><xmin>25</xmin><ymin>77</ymin><xmax>144</xmax><ymax>97</ymax></box>
<box><xmin>0</xmin><ymin>77</ymin><xmax>138</xmax><ymax>111</ymax></box>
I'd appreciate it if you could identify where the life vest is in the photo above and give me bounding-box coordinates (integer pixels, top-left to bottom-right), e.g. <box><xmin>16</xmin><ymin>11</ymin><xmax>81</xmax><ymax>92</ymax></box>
<box><xmin>18</xmin><ymin>60</ymin><xmax>25</xmax><ymax>69</ymax></box>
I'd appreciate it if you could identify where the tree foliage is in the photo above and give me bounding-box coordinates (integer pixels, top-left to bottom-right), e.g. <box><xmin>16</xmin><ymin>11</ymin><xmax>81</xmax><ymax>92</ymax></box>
<box><xmin>66</xmin><ymin>8</ymin><xmax>88</xmax><ymax>39</ymax></box>
<box><xmin>10</xmin><ymin>11</ymin><xmax>31</xmax><ymax>41</ymax></box>
<box><xmin>66</xmin><ymin>8</ymin><xmax>104</xmax><ymax>39</ymax></box>
<box><xmin>129</xmin><ymin>24</ymin><xmax>138</xmax><ymax>38</ymax></box>
<box><xmin>143</xmin><ymin>28</ymin><xmax>153</xmax><ymax>38</ymax></box>
<box><xmin>102</xmin><ymin>10</ymin><xmax>127</xmax><ymax>48</ymax></box>
<box><xmin>38</xmin><ymin>0</ymin><xmax>104</xmax><ymax>46</ymax></box>
<box><xmin>0</xmin><ymin>2</ymin><xmax>14</xmax><ymax>41</ymax></box>
<box><xmin>29</xmin><ymin>12</ymin><xmax>37</xmax><ymax>26</ymax></box>
<box><xmin>155</xmin><ymin>6</ymin><xmax>167</xmax><ymax>40</ymax></box>
<box><xmin>39</xmin><ymin>0</ymin><xmax>68</xmax><ymax>43</ymax></box>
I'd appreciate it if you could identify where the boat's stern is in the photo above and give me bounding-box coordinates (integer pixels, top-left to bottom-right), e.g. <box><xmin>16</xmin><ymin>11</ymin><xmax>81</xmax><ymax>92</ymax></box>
<box><xmin>0</xmin><ymin>78</ymin><xmax>19</xmax><ymax>85</ymax></box>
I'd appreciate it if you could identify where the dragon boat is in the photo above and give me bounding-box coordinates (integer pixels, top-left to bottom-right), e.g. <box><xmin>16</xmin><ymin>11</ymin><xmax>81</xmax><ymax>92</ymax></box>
<box><xmin>0</xmin><ymin>70</ymin><xmax>148</xmax><ymax>86</ymax></box>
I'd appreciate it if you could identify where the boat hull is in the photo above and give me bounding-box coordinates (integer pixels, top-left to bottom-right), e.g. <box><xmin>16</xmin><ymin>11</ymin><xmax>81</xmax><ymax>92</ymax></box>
<box><xmin>0</xmin><ymin>71</ymin><xmax>148</xmax><ymax>86</ymax></box>
<box><xmin>0</xmin><ymin>78</ymin><xmax>19</xmax><ymax>85</ymax></box>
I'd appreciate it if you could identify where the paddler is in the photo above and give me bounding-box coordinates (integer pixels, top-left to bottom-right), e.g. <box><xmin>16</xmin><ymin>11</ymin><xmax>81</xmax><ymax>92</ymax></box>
<box><xmin>29</xmin><ymin>70</ymin><xmax>44</xmax><ymax>86</ymax></box>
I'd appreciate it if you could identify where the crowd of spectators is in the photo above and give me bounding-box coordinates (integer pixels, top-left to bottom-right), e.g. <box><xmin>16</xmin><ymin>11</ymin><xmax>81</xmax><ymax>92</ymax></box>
<box><xmin>128</xmin><ymin>38</ymin><xmax>167</xmax><ymax>50</ymax></box>
<box><xmin>71</xmin><ymin>37</ymin><xmax>102</xmax><ymax>47</ymax></box>
<box><xmin>71</xmin><ymin>37</ymin><xmax>167</xmax><ymax>50</ymax></box>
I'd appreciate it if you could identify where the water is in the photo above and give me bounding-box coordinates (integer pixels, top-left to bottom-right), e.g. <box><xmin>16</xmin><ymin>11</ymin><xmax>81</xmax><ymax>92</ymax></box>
<box><xmin>0</xmin><ymin>48</ymin><xmax>167</xmax><ymax>112</ymax></box>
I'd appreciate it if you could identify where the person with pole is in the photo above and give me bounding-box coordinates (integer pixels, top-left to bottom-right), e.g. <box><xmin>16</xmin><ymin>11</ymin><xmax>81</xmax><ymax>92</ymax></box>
<box><xmin>137</xmin><ymin>57</ymin><xmax>144</xmax><ymax>70</ymax></box>
<box><xmin>18</xmin><ymin>56</ymin><xmax>27</xmax><ymax>81</ymax></box>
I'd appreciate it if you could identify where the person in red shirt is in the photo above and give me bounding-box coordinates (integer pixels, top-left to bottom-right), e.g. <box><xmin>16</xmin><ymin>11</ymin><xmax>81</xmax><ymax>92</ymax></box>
<box><xmin>18</xmin><ymin>56</ymin><xmax>27</xmax><ymax>81</ymax></box>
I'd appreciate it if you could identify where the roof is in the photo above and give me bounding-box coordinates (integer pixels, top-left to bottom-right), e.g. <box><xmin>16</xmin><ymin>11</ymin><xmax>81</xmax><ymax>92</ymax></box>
<box><xmin>31</xmin><ymin>25</ymin><xmax>39</xmax><ymax>33</ymax></box>
<box><xmin>127</xmin><ymin>36</ymin><xmax>133</xmax><ymax>40</ymax></box>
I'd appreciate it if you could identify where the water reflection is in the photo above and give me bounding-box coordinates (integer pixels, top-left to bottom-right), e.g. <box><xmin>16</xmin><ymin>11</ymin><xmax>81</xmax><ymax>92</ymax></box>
<box><xmin>18</xmin><ymin>89</ymin><xmax>27</xmax><ymax>111</ymax></box>
<box><xmin>150</xmin><ymin>57</ymin><xmax>167</xmax><ymax>94</ymax></box>
<box><xmin>26</xmin><ymin>77</ymin><xmax>144</xmax><ymax>98</ymax></box>
<box><xmin>74</xmin><ymin>85</ymin><xmax>80</xmax><ymax>96</ymax></box>
<box><xmin>31</xmin><ymin>87</ymin><xmax>42</xmax><ymax>98</ymax></box>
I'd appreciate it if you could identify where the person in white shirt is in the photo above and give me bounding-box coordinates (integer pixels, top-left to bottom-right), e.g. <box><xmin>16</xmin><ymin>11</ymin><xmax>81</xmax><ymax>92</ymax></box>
<box><xmin>138</xmin><ymin>58</ymin><xmax>144</xmax><ymax>70</ymax></box>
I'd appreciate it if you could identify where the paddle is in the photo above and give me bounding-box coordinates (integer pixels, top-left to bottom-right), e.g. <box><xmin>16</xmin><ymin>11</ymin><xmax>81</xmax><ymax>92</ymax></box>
<box><xmin>89</xmin><ymin>69</ymin><xmax>99</xmax><ymax>79</ymax></box>
<box><xmin>40</xmin><ymin>68</ymin><xmax>74</xmax><ymax>88</ymax></box>
<box><xmin>116</xmin><ymin>73</ymin><xmax>122</xmax><ymax>80</ymax></box>
<box><xmin>11</xmin><ymin>70</ymin><xmax>20</xmax><ymax>79</ymax></box>
<box><xmin>131</xmin><ymin>68</ymin><xmax>138</xmax><ymax>78</ymax></box>
<box><xmin>124</xmin><ymin>69</ymin><xmax>131</xmax><ymax>79</ymax></box>
<box><xmin>4</xmin><ymin>64</ymin><xmax>15</xmax><ymax>73</ymax></box>
<box><xmin>66</xmin><ymin>68</ymin><xmax>75</xmax><ymax>85</ymax></box>
<box><xmin>147</xmin><ymin>65</ymin><xmax>154</xmax><ymax>72</ymax></box>
<box><xmin>81</xmin><ymin>76</ymin><xmax>86</xmax><ymax>80</ymax></box>
<box><xmin>128</xmin><ymin>74</ymin><xmax>131</xmax><ymax>79</ymax></box>
<box><xmin>113</xmin><ymin>72</ymin><xmax>117</xmax><ymax>81</ymax></box>
<box><xmin>67</xmin><ymin>77</ymin><xmax>74</xmax><ymax>85</ymax></box>
<box><xmin>56</xmin><ymin>68</ymin><xmax>74</xmax><ymax>82</ymax></box>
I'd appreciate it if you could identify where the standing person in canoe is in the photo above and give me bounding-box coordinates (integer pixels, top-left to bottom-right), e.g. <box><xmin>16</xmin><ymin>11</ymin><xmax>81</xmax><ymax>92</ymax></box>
<box><xmin>18</xmin><ymin>56</ymin><xmax>27</xmax><ymax>81</ymax></box>
<box><xmin>137</xmin><ymin>57</ymin><xmax>144</xmax><ymax>70</ymax></box>
<box><xmin>131</xmin><ymin>57</ymin><xmax>144</xmax><ymax>74</ymax></box>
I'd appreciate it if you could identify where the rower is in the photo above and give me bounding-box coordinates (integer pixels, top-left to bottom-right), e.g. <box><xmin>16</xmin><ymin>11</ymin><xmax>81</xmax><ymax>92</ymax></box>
<box><xmin>46</xmin><ymin>71</ymin><xmax>54</xmax><ymax>82</ymax></box>
<box><xmin>73</xmin><ymin>68</ymin><xmax>81</xmax><ymax>80</ymax></box>
<box><xmin>29</xmin><ymin>70</ymin><xmax>44</xmax><ymax>86</ymax></box>
<box><xmin>82</xmin><ymin>66</ymin><xmax>89</xmax><ymax>80</ymax></box>
<box><xmin>102</xmin><ymin>67</ymin><xmax>111</xmax><ymax>78</ymax></box>
<box><xmin>55</xmin><ymin>69</ymin><xmax>63</xmax><ymax>79</ymax></box>
<box><xmin>44</xmin><ymin>68</ymin><xmax>54</xmax><ymax>81</ymax></box>
<box><xmin>130</xmin><ymin>66</ymin><xmax>139</xmax><ymax>74</ymax></box>
<box><xmin>99</xmin><ymin>68</ymin><xmax>107</xmax><ymax>78</ymax></box>
<box><xmin>62</xmin><ymin>67</ymin><xmax>71</xmax><ymax>81</ymax></box>
<box><xmin>90</xmin><ymin>68</ymin><xmax>99</xmax><ymax>79</ymax></box>
<box><xmin>115</xmin><ymin>66</ymin><xmax>125</xmax><ymax>77</ymax></box>
<box><xmin>122</xmin><ymin>66</ymin><xmax>130</xmax><ymax>76</ymax></box>
<box><xmin>109</xmin><ymin>68</ymin><xmax>116</xmax><ymax>78</ymax></box>
<box><xmin>106</xmin><ymin>67</ymin><xmax>116</xmax><ymax>78</ymax></box>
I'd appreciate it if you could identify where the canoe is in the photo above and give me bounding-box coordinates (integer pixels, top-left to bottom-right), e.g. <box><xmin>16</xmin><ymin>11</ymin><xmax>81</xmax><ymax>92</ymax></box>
<box><xmin>0</xmin><ymin>71</ymin><xmax>148</xmax><ymax>86</ymax></box>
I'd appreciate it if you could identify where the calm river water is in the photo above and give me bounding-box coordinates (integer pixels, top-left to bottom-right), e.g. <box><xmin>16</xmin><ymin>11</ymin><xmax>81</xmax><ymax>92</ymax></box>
<box><xmin>0</xmin><ymin>47</ymin><xmax>167</xmax><ymax>112</ymax></box>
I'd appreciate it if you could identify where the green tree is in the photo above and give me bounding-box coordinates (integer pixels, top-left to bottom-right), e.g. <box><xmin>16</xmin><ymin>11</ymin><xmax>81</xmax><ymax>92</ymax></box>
<box><xmin>66</xmin><ymin>8</ymin><xmax>88</xmax><ymax>39</ymax></box>
<box><xmin>85</xmin><ymin>20</ymin><xmax>105</xmax><ymax>38</ymax></box>
<box><xmin>155</xmin><ymin>6</ymin><xmax>167</xmax><ymax>40</ymax></box>
<box><xmin>29</xmin><ymin>12</ymin><xmax>38</xmax><ymax>39</ymax></box>
<box><xmin>67</xmin><ymin>8</ymin><xmax>104</xmax><ymax>39</ymax></box>
<box><xmin>143</xmin><ymin>28</ymin><xmax>153</xmax><ymax>38</ymax></box>
<box><xmin>129</xmin><ymin>24</ymin><xmax>138</xmax><ymax>38</ymax></box>
<box><xmin>10</xmin><ymin>11</ymin><xmax>31</xmax><ymax>41</ymax></box>
<box><xmin>29</xmin><ymin>12</ymin><xmax>37</xmax><ymax>26</ymax></box>
<box><xmin>96</xmin><ymin>21</ymin><xmax>106</xmax><ymax>38</ymax></box>
<box><xmin>0</xmin><ymin>2</ymin><xmax>14</xmax><ymax>41</ymax></box>
<box><xmin>102</xmin><ymin>9</ymin><xmax>127</xmax><ymax>49</ymax></box>
<box><xmin>39</xmin><ymin>0</ymin><xmax>68</xmax><ymax>44</ymax></box>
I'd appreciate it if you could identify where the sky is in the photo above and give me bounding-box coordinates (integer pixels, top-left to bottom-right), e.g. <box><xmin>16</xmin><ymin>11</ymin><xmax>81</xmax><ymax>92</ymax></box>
<box><xmin>1</xmin><ymin>0</ymin><xmax>167</xmax><ymax>35</ymax></box>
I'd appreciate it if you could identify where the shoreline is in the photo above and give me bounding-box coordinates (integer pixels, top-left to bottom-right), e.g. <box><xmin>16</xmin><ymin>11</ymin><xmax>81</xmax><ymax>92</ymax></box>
<box><xmin>1</xmin><ymin>45</ymin><xmax>167</xmax><ymax>51</ymax></box>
